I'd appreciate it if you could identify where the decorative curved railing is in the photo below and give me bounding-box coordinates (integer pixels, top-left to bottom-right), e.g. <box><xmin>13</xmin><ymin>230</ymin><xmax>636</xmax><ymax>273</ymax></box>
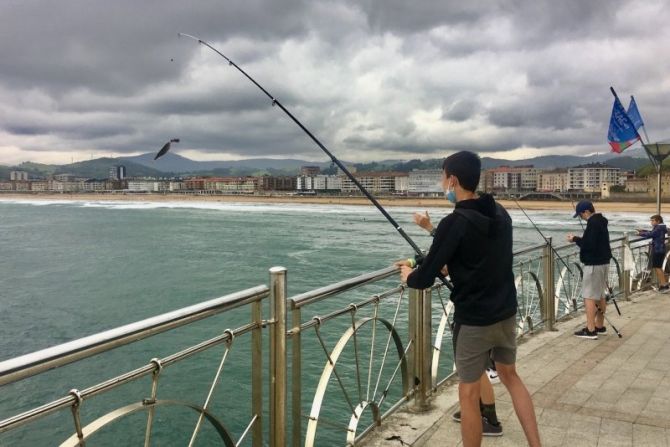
<box><xmin>0</xmin><ymin>236</ymin><xmax>665</xmax><ymax>446</ymax></box>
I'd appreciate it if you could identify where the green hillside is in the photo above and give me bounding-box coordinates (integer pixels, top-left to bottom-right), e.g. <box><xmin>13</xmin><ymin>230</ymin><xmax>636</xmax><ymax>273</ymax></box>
<box><xmin>3</xmin><ymin>158</ymin><xmax>171</xmax><ymax>180</ymax></box>
<box><xmin>635</xmin><ymin>159</ymin><xmax>670</xmax><ymax>177</ymax></box>
<box><xmin>53</xmin><ymin>158</ymin><xmax>170</xmax><ymax>179</ymax></box>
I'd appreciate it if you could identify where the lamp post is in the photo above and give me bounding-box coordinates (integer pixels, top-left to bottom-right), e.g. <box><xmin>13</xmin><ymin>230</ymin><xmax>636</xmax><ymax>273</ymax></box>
<box><xmin>642</xmin><ymin>142</ymin><xmax>670</xmax><ymax>215</ymax></box>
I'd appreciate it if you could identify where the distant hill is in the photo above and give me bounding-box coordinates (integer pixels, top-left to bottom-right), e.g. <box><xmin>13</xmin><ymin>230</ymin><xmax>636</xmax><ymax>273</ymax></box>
<box><xmin>5</xmin><ymin>158</ymin><xmax>168</xmax><ymax>180</ymax></box>
<box><xmin>122</xmin><ymin>152</ymin><xmax>331</xmax><ymax>174</ymax></box>
<box><xmin>54</xmin><ymin>158</ymin><xmax>169</xmax><ymax>179</ymax></box>
<box><xmin>3</xmin><ymin>149</ymin><xmax>652</xmax><ymax>179</ymax></box>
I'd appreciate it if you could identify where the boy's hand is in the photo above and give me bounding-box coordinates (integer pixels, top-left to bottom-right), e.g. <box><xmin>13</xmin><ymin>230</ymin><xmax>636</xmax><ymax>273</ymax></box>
<box><xmin>413</xmin><ymin>211</ymin><xmax>433</xmax><ymax>233</ymax></box>
<box><xmin>399</xmin><ymin>265</ymin><xmax>413</xmax><ymax>283</ymax></box>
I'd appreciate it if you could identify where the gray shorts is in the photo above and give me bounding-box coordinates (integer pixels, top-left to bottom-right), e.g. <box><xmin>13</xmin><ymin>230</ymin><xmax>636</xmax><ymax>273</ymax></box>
<box><xmin>582</xmin><ymin>264</ymin><xmax>609</xmax><ymax>300</ymax></box>
<box><xmin>452</xmin><ymin>316</ymin><xmax>517</xmax><ymax>383</ymax></box>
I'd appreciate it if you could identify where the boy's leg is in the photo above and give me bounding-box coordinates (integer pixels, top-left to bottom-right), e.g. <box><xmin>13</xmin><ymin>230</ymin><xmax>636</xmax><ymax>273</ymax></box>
<box><xmin>480</xmin><ymin>372</ymin><xmax>494</xmax><ymax>404</ymax></box>
<box><xmin>595</xmin><ymin>297</ymin><xmax>606</xmax><ymax>329</ymax></box>
<box><xmin>584</xmin><ymin>298</ymin><xmax>597</xmax><ymax>331</ymax></box>
<box><xmin>459</xmin><ymin>380</ymin><xmax>482</xmax><ymax>447</ymax></box>
<box><xmin>496</xmin><ymin>362</ymin><xmax>541</xmax><ymax>447</ymax></box>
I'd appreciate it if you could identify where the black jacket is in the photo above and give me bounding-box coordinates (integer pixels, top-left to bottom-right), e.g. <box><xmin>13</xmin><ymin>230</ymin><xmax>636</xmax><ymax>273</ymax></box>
<box><xmin>573</xmin><ymin>213</ymin><xmax>612</xmax><ymax>265</ymax></box>
<box><xmin>406</xmin><ymin>194</ymin><xmax>517</xmax><ymax>326</ymax></box>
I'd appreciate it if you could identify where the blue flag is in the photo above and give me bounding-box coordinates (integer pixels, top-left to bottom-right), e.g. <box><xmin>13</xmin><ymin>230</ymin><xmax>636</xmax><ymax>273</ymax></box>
<box><xmin>626</xmin><ymin>96</ymin><xmax>644</xmax><ymax>131</ymax></box>
<box><xmin>608</xmin><ymin>95</ymin><xmax>640</xmax><ymax>153</ymax></box>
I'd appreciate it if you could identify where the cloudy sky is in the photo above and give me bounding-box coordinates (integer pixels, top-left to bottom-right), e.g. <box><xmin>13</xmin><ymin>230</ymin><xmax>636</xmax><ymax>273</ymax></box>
<box><xmin>1</xmin><ymin>0</ymin><xmax>669</xmax><ymax>165</ymax></box>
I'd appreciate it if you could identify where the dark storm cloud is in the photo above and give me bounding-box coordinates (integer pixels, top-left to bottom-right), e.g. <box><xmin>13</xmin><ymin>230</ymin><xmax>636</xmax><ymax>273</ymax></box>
<box><xmin>1</xmin><ymin>0</ymin><xmax>669</xmax><ymax>164</ymax></box>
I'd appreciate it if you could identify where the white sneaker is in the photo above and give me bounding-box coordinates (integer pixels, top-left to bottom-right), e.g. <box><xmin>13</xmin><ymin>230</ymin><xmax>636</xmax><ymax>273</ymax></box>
<box><xmin>486</xmin><ymin>368</ymin><xmax>500</xmax><ymax>384</ymax></box>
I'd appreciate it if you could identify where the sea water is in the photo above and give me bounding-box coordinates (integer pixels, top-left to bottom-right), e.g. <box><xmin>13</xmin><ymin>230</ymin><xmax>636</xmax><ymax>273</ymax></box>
<box><xmin>0</xmin><ymin>198</ymin><xmax>651</xmax><ymax>445</ymax></box>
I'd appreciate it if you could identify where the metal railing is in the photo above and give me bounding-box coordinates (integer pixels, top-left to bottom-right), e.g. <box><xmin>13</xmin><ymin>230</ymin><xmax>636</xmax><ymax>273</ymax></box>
<box><xmin>0</xmin><ymin>236</ymin><xmax>665</xmax><ymax>446</ymax></box>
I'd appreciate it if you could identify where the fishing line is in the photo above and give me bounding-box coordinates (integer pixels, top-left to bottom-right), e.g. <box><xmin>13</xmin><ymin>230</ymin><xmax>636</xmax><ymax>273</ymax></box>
<box><xmin>174</xmin><ymin>33</ymin><xmax>452</xmax><ymax>289</ymax></box>
<box><xmin>513</xmin><ymin>198</ymin><xmax>575</xmax><ymax>275</ymax></box>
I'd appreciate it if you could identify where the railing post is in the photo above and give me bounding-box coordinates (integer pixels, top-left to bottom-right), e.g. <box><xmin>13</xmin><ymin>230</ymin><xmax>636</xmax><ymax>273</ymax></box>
<box><xmin>622</xmin><ymin>235</ymin><xmax>631</xmax><ymax>300</ymax></box>
<box><xmin>290</xmin><ymin>303</ymin><xmax>302</xmax><ymax>447</ymax></box>
<box><xmin>269</xmin><ymin>266</ymin><xmax>287</xmax><ymax>447</ymax></box>
<box><xmin>408</xmin><ymin>287</ymin><xmax>431</xmax><ymax>411</ymax></box>
<box><xmin>542</xmin><ymin>237</ymin><xmax>556</xmax><ymax>330</ymax></box>
<box><xmin>252</xmin><ymin>292</ymin><xmax>263</xmax><ymax>447</ymax></box>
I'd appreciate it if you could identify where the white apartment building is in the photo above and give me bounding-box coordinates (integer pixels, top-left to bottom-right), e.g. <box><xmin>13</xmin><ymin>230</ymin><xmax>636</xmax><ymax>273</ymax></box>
<box><xmin>10</xmin><ymin>171</ymin><xmax>28</xmax><ymax>181</ymax></box>
<box><xmin>30</xmin><ymin>181</ymin><xmax>49</xmax><ymax>191</ymax></box>
<box><xmin>491</xmin><ymin>166</ymin><xmax>538</xmax><ymax>190</ymax></box>
<box><xmin>339</xmin><ymin>172</ymin><xmax>407</xmax><ymax>193</ymax></box>
<box><xmin>520</xmin><ymin>168</ymin><xmax>540</xmax><ymax>190</ymax></box>
<box><xmin>538</xmin><ymin>171</ymin><xmax>568</xmax><ymax>192</ymax></box>
<box><xmin>408</xmin><ymin>169</ymin><xmax>442</xmax><ymax>194</ymax></box>
<box><xmin>82</xmin><ymin>180</ymin><xmax>107</xmax><ymax>191</ymax></box>
<box><xmin>49</xmin><ymin>180</ymin><xmax>81</xmax><ymax>192</ymax></box>
<box><xmin>568</xmin><ymin>164</ymin><xmax>620</xmax><ymax>192</ymax></box>
<box><xmin>126</xmin><ymin>181</ymin><xmax>156</xmax><ymax>192</ymax></box>
<box><xmin>296</xmin><ymin>175</ymin><xmax>341</xmax><ymax>191</ymax></box>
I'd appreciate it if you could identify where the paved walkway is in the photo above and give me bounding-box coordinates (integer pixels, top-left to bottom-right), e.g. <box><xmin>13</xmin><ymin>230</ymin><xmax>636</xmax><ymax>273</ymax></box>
<box><xmin>364</xmin><ymin>290</ymin><xmax>670</xmax><ymax>446</ymax></box>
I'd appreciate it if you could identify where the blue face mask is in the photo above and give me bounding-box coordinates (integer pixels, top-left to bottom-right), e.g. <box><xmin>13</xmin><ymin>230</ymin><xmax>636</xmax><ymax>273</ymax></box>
<box><xmin>446</xmin><ymin>187</ymin><xmax>457</xmax><ymax>203</ymax></box>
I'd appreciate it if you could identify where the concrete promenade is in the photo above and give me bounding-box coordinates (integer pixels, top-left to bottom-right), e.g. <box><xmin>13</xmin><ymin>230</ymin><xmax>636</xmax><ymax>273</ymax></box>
<box><xmin>363</xmin><ymin>290</ymin><xmax>670</xmax><ymax>446</ymax></box>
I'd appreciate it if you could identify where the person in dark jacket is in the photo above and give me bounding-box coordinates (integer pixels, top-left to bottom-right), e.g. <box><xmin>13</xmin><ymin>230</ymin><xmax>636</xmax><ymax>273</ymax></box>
<box><xmin>412</xmin><ymin>210</ymin><xmax>502</xmax><ymax>437</ymax></box>
<box><xmin>567</xmin><ymin>200</ymin><xmax>612</xmax><ymax>339</ymax></box>
<box><xmin>637</xmin><ymin>214</ymin><xmax>668</xmax><ymax>291</ymax></box>
<box><xmin>397</xmin><ymin>151</ymin><xmax>540</xmax><ymax>447</ymax></box>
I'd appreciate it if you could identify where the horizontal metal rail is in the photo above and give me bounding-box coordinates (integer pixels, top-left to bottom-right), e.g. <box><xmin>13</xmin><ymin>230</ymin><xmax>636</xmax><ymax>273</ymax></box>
<box><xmin>289</xmin><ymin>266</ymin><xmax>398</xmax><ymax>309</ymax></box>
<box><xmin>0</xmin><ymin>321</ymin><xmax>261</xmax><ymax>433</ymax></box>
<box><xmin>0</xmin><ymin>285</ymin><xmax>269</xmax><ymax>387</ymax></box>
<box><xmin>513</xmin><ymin>243</ymin><xmax>548</xmax><ymax>257</ymax></box>
<box><xmin>294</xmin><ymin>286</ymin><xmax>404</xmax><ymax>334</ymax></box>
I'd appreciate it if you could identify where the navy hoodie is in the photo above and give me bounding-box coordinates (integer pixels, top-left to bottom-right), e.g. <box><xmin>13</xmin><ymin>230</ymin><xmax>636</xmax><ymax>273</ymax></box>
<box><xmin>639</xmin><ymin>223</ymin><xmax>668</xmax><ymax>254</ymax></box>
<box><xmin>572</xmin><ymin>213</ymin><xmax>612</xmax><ymax>265</ymax></box>
<box><xmin>406</xmin><ymin>194</ymin><xmax>517</xmax><ymax>326</ymax></box>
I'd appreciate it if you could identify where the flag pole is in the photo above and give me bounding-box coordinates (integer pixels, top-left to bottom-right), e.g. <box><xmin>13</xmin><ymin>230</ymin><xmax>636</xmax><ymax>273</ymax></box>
<box><xmin>630</xmin><ymin>96</ymin><xmax>651</xmax><ymax>144</ymax></box>
<box><xmin>616</xmin><ymin>89</ymin><xmax>663</xmax><ymax>215</ymax></box>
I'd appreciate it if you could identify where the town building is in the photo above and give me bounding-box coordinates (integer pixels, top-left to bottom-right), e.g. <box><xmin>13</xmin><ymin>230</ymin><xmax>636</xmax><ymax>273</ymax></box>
<box><xmin>339</xmin><ymin>172</ymin><xmax>408</xmax><ymax>193</ymax></box>
<box><xmin>408</xmin><ymin>169</ymin><xmax>442</xmax><ymax>195</ymax></box>
<box><xmin>568</xmin><ymin>163</ymin><xmax>620</xmax><ymax>192</ymax></box>
<box><xmin>300</xmin><ymin>166</ymin><xmax>321</xmax><ymax>176</ymax></box>
<box><xmin>647</xmin><ymin>173</ymin><xmax>670</xmax><ymax>198</ymax></box>
<box><xmin>259</xmin><ymin>175</ymin><xmax>297</xmax><ymax>191</ymax></box>
<box><xmin>537</xmin><ymin>170</ymin><xmax>569</xmax><ymax>192</ymax></box>
<box><xmin>109</xmin><ymin>165</ymin><xmax>127</xmax><ymax>181</ymax></box>
<box><xmin>625</xmin><ymin>177</ymin><xmax>648</xmax><ymax>193</ymax></box>
<box><xmin>30</xmin><ymin>181</ymin><xmax>49</xmax><ymax>191</ymax></box>
<box><xmin>489</xmin><ymin>166</ymin><xmax>538</xmax><ymax>191</ymax></box>
<box><xmin>296</xmin><ymin>175</ymin><xmax>341</xmax><ymax>191</ymax></box>
<box><xmin>203</xmin><ymin>177</ymin><xmax>260</xmax><ymax>193</ymax></box>
<box><xmin>10</xmin><ymin>171</ymin><xmax>28</xmax><ymax>181</ymax></box>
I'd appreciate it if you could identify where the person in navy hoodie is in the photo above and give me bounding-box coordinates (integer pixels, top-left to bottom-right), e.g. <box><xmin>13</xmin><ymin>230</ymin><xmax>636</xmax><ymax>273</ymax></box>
<box><xmin>637</xmin><ymin>215</ymin><xmax>669</xmax><ymax>292</ymax></box>
<box><xmin>567</xmin><ymin>201</ymin><xmax>612</xmax><ymax>340</ymax></box>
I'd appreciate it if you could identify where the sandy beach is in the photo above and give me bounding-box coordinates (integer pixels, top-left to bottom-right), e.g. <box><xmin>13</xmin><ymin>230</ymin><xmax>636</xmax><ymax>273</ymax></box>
<box><xmin>0</xmin><ymin>192</ymin><xmax>664</xmax><ymax>213</ymax></box>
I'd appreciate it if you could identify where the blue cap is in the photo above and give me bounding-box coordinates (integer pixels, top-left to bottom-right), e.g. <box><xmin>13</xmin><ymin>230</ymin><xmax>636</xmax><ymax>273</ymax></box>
<box><xmin>573</xmin><ymin>200</ymin><xmax>594</xmax><ymax>218</ymax></box>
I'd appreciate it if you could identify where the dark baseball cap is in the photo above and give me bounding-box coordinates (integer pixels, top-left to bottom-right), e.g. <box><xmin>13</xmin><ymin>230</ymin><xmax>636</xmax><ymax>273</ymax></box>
<box><xmin>573</xmin><ymin>200</ymin><xmax>594</xmax><ymax>218</ymax></box>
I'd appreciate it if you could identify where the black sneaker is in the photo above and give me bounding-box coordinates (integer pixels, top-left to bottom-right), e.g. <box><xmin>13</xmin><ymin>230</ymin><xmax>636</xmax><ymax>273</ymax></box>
<box><xmin>452</xmin><ymin>410</ymin><xmax>461</xmax><ymax>422</ymax></box>
<box><xmin>574</xmin><ymin>327</ymin><xmax>598</xmax><ymax>339</ymax></box>
<box><xmin>659</xmin><ymin>284</ymin><xmax>670</xmax><ymax>292</ymax></box>
<box><xmin>482</xmin><ymin>416</ymin><xmax>503</xmax><ymax>437</ymax></box>
<box><xmin>595</xmin><ymin>326</ymin><xmax>606</xmax><ymax>334</ymax></box>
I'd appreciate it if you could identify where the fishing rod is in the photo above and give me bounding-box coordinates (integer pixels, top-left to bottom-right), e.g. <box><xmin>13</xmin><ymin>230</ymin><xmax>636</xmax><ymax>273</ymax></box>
<box><xmin>174</xmin><ymin>33</ymin><xmax>451</xmax><ymax>288</ymax></box>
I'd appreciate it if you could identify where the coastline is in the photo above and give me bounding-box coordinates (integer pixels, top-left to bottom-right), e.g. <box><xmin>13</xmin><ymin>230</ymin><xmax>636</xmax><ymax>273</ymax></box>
<box><xmin>0</xmin><ymin>192</ymin><xmax>662</xmax><ymax>213</ymax></box>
